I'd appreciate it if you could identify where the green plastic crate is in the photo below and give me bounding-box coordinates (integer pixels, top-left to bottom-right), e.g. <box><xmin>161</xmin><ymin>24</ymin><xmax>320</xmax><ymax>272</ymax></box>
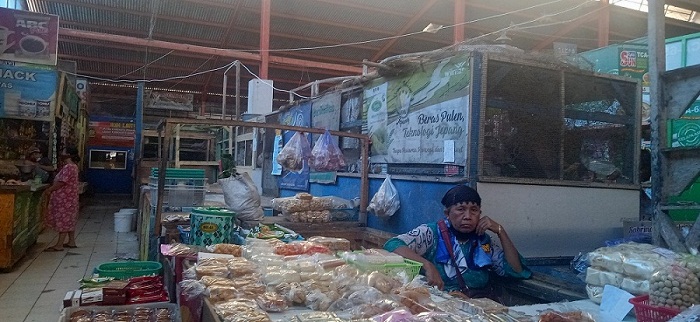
<box><xmin>96</xmin><ymin>261</ymin><xmax>162</xmax><ymax>279</ymax></box>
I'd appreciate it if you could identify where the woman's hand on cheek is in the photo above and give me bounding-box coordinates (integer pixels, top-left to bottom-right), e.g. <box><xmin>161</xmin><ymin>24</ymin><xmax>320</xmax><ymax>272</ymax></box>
<box><xmin>477</xmin><ymin>216</ymin><xmax>500</xmax><ymax>235</ymax></box>
<box><xmin>424</xmin><ymin>263</ymin><xmax>444</xmax><ymax>290</ymax></box>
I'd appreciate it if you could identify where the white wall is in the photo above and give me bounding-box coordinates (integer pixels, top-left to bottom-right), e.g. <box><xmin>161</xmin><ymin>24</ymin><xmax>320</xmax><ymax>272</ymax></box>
<box><xmin>477</xmin><ymin>182</ymin><xmax>639</xmax><ymax>257</ymax></box>
<box><xmin>237</xmin><ymin>167</ymin><xmax>262</xmax><ymax>194</ymax></box>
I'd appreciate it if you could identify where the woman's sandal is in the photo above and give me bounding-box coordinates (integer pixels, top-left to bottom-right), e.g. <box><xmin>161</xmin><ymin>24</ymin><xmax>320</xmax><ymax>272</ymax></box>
<box><xmin>44</xmin><ymin>246</ymin><xmax>64</xmax><ymax>252</ymax></box>
<box><xmin>63</xmin><ymin>244</ymin><xmax>78</xmax><ymax>248</ymax></box>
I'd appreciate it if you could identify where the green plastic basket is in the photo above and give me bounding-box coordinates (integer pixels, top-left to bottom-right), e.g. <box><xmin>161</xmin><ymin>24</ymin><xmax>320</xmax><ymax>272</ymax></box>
<box><xmin>150</xmin><ymin>168</ymin><xmax>206</xmax><ymax>179</ymax></box>
<box><xmin>350</xmin><ymin>259</ymin><xmax>423</xmax><ymax>280</ymax></box>
<box><xmin>96</xmin><ymin>261</ymin><xmax>163</xmax><ymax>279</ymax></box>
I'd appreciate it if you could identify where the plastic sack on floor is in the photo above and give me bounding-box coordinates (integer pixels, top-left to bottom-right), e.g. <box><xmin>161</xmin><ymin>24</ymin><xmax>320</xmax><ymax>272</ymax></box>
<box><xmin>367</xmin><ymin>175</ymin><xmax>400</xmax><ymax>218</ymax></box>
<box><xmin>220</xmin><ymin>172</ymin><xmax>264</xmax><ymax>229</ymax></box>
<box><xmin>310</xmin><ymin>130</ymin><xmax>346</xmax><ymax>171</ymax></box>
<box><xmin>277</xmin><ymin>131</ymin><xmax>311</xmax><ymax>172</ymax></box>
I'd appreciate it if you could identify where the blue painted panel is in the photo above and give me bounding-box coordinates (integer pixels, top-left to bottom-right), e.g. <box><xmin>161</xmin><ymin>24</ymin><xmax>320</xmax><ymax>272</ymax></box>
<box><xmin>85</xmin><ymin>116</ymin><xmax>135</xmax><ymax>194</ymax></box>
<box><xmin>281</xmin><ymin>177</ymin><xmax>459</xmax><ymax>235</ymax></box>
<box><xmin>85</xmin><ymin>146</ymin><xmax>133</xmax><ymax>194</ymax></box>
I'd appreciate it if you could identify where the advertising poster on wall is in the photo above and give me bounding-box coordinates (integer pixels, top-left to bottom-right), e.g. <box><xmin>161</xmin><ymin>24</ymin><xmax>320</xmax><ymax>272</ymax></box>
<box><xmin>87</xmin><ymin>121</ymin><xmax>135</xmax><ymax>148</ymax></box>
<box><xmin>0</xmin><ymin>8</ymin><xmax>59</xmax><ymax>66</ymax></box>
<box><xmin>277</xmin><ymin>102</ymin><xmax>311</xmax><ymax>191</ymax></box>
<box><xmin>618</xmin><ymin>47</ymin><xmax>653</xmax><ymax>120</ymax></box>
<box><xmin>311</xmin><ymin>92</ymin><xmax>341</xmax><ymax>143</ymax></box>
<box><xmin>144</xmin><ymin>90</ymin><xmax>194</xmax><ymax>111</ymax></box>
<box><xmin>0</xmin><ymin>61</ymin><xmax>57</xmax><ymax>122</ymax></box>
<box><xmin>362</xmin><ymin>54</ymin><xmax>470</xmax><ymax>165</ymax></box>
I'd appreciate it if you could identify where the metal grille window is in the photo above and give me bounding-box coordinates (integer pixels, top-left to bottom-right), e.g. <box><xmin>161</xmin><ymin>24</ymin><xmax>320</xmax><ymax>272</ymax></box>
<box><xmin>482</xmin><ymin>61</ymin><xmax>562</xmax><ymax>180</ymax></box>
<box><xmin>563</xmin><ymin>73</ymin><xmax>637</xmax><ymax>184</ymax></box>
<box><xmin>481</xmin><ymin>59</ymin><xmax>639</xmax><ymax>185</ymax></box>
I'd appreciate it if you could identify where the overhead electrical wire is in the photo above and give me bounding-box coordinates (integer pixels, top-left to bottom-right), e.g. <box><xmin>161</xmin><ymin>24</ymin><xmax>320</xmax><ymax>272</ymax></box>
<box><xmin>167</xmin><ymin>54</ymin><xmax>215</xmax><ymax>90</ymax></box>
<box><xmin>238</xmin><ymin>62</ymin><xmax>310</xmax><ymax>99</ymax></box>
<box><xmin>61</xmin><ymin>60</ymin><xmax>239</xmax><ymax>83</ymax></box>
<box><xmin>240</xmin><ymin>0</ymin><xmax>574</xmax><ymax>53</ymax></box>
<box><xmin>62</xmin><ymin>0</ymin><xmax>610</xmax><ymax>98</ymax></box>
<box><xmin>116</xmin><ymin>50</ymin><xmax>174</xmax><ymax>79</ymax></box>
<box><xmin>464</xmin><ymin>0</ymin><xmax>607</xmax><ymax>44</ymax></box>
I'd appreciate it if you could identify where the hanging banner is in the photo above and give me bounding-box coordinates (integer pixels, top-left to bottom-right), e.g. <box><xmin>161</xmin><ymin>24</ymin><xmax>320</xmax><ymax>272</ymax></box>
<box><xmin>271</xmin><ymin>130</ymin><xmax>283</xmax><ymax>176</ymax></box>
<box><xmin>310</xmin><ymin>92</ymin><xmax>341</xmax><ymax>182</ymax></box>
<box><xmin>311</xmin><ymin>92</ymin><xmax>341</xmax><ymax>143</ymax></box>
<box><xmin>144</xmin><ymin>90</ymin><xmax>194</xmax><ymax>111</ymax></box>
<box><xmin>363</xmin><ymin>54</ymin><xmax>470</xmax><ymax>165</ymax></box>
<box><xmin>0</xmin><ymin>8</ymin><xmax>59</xmax><ymax>66</ymax></box>
<box><xmin>0</xmin><ymin>61</ymin><xmax>57</xmax><ymax>121</ymax></box>
<box><xmin>278</xmin><ymin>102</ymin><xmax>311</xmax><ymax>191</ymax></box>
<box><xmin>76</xmin><ymin>78</ymin><xmax>88</xmax><ymax>102</ymax></box>
<box><xmin>340</xmin><ymin>90</ymin><xmax>362</xmax><ymax>129</ymax></box>
<box><xmin>364</xmin><ymin>82</ymin><xmax>388</xmax><ymax>157</ymax></box>
<box><xmin>340</xmin><ymin>90</ymin><xmax>363</xmax><ymax>150</ymax></box>
<box><xmin>87</xmin><ymin>121</ymin><xmax>135</xmax><ymax>147</ymax></box>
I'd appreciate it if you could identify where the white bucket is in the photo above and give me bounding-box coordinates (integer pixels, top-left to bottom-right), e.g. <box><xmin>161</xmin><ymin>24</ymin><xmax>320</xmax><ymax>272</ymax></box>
<box><xmin>118</xmin><ymin>208</ymin><xmax>138</xmax><ymax>231</ymax></box>
<box><xmin>114</xmin><ymin>212</ymin><xmax>133</xmax><ymax>232</ymax></box>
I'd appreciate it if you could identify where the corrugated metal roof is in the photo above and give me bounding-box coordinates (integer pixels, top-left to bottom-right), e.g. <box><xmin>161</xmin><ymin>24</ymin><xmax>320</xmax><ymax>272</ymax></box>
<box><xmin>23</xmin><ymin>0</ymin><xmax>700</xmax><ymax>97</ymax></box>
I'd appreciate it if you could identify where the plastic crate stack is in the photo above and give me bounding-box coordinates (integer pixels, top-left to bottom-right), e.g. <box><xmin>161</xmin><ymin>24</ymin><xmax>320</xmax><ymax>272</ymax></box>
<box><xmin>148</xmin><ymin>168</ymin><xmax>206</xmax><ymax>208</ymax></box>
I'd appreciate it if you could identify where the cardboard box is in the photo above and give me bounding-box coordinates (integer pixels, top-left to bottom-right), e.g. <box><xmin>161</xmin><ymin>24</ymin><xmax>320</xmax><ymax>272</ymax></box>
<box><xmin>622</xmin><ymin>219</ymin><xmax>695</xmax><ymax>238</ymax></box>
<box><xmin>80</xmin><ymin>289</ymin><xmax>103</xmax><ymax>305</ymax></box>
<box><xmin>71</xmin><ymin>290</ymin><xmax>81</xmax><ymax>307</ymax></box>
<box><xmin>102</xmin><ymin>288</ymin><xmax>128</xmax><ymax>305</ymax></box>
<box><xmin>63</xmin><ymin>291</ymin><xmax>74</xmax><ymax>308</ymax></box>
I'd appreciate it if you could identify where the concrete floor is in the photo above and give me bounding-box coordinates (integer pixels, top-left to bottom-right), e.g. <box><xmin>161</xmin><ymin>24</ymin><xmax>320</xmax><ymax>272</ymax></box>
<box><xmin>0</xmin><ymin>195</ymin><xmax>138</xmax><ymax>322</ymax></box>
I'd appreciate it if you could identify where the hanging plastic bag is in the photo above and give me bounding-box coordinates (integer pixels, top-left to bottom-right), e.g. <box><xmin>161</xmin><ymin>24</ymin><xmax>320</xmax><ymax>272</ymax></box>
<box><xmin>310</xmin><ymin>130</ymin><xmax>346</xmax><ymax>171</ymax></box>
<box><xmin>276</xmin><ymin>131</ymin><xmax>311</xmax><ymax>172</ymax></box>
<box><xmin>220</xmin><ymin>172</ymin><xmax>264</xmax><ymax>228</ymax></box>
<box><xmin>367</xmin><ymin>175</ymin><xmax>400</xmax><ymax>218</ymax></box>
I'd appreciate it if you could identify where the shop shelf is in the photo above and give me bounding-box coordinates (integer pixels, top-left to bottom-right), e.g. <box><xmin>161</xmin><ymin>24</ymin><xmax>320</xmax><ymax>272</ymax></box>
<box><xmin>96</xmin><ymin>261</ymin><xmax>163</xmax><ymax>280</ymax></box>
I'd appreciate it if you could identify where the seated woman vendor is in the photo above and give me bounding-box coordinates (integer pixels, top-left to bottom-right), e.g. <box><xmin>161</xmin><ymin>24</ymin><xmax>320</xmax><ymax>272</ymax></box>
<box><xmin>383</xmin><ymin>185</ymin><xmax>531</xmax><ymax>296</ymax></box>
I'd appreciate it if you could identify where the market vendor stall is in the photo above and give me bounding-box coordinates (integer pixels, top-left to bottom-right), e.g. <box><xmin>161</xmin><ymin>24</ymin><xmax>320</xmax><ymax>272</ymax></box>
<box><xmin>167</xmin><ymin>238</ymin><xmax>640</xmax><ymax>322</ymax></box>
<box><xmin>0</xmin><ymin>183</ymin><xmax>48</xmax><ymax>269</ymax></box>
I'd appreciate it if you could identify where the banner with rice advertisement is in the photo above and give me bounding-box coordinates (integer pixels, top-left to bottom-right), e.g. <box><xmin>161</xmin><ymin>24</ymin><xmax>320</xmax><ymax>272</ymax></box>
<box><xmin>363</xmin><ymin>54</ymin><xmax>470</xmax><ymax>165</ymax></box>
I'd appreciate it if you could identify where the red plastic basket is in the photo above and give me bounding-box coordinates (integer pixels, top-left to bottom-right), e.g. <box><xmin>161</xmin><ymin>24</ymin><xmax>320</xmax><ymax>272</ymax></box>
<box><xmin>629</xmin><ymin>295</ymin><xmax>681</xmax><ymax>322</ymax></box>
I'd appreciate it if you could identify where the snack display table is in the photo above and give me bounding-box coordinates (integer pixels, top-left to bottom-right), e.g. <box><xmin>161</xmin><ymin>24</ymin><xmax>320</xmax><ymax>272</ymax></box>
<box><xmin>509</xmin><ymin>299</ymin><xmax>636</xmax><ymax>322</ymax></box>
<box><xmin>0</xmin><ymin>184</ymin><xmax>47</xmax><ymax>269</ymax></box>
<box><xmin>200</xmin><ymin>291</ymin><xmax>636</xmax><ymax>322</ymax></box>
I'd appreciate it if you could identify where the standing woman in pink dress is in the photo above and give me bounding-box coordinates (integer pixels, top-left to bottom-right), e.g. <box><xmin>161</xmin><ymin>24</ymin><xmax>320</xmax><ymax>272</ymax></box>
<box><xmin>44</xmin><ymin>146</ymin><xmax>80</xmax><ymax>252</ymax></box>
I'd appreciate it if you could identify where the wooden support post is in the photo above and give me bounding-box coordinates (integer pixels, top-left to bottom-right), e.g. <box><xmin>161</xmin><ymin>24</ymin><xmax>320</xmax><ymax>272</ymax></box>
<box><xmin>155</xmin><ymin>121</ymin><xmax>174</xmax><ymax>238</ymax></box>
<box><xmin>360</xmin><ymin>136</ymin><xmax>370</xmax><ymax>226</ymax></box>
<box><xmin>175</xmin><ymin>124</ymin><xmax>181</xmax><ymax>168</ymax></box>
